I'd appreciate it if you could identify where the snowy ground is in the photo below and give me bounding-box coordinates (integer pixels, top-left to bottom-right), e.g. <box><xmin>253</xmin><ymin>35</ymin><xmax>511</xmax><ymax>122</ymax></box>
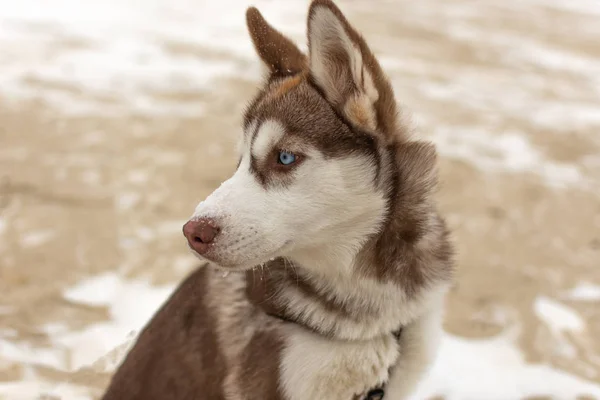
<box><xmin>0</xmin><ymin>0</ymin><xmax>599</xmax><ymax>399</ymax></box>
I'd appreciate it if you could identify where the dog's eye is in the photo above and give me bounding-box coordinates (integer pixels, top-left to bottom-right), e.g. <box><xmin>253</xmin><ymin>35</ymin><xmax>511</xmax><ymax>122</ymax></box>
<box><xmin>278</xmin><ymin>151</ymin><xmax>297</xmax><ymax>165</ymax></box>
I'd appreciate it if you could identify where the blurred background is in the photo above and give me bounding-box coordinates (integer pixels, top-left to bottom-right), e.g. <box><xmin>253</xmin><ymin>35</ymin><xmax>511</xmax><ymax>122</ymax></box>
<box><xmin>0</xmin><ymin>0</ymin><xmax>599</xmax><ymax>399</ymax></box>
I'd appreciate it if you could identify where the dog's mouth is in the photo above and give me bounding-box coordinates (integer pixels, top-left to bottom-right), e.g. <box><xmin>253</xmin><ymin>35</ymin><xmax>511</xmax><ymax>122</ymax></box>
<box><xmin>186</xmin><ymin>239</ymin><xmax>293</xmax><ymax>272</ymax></box>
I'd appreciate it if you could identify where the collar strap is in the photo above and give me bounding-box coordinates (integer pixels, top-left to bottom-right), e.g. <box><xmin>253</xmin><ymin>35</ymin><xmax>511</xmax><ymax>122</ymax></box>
<box><xmin>268</xmin><ymin>312</ymin><xmax>404</xmax><ymax>343</ymax></box>
<box><xmin>364</xmin><ymin>388</ymin><xmax>385</xmax><ymax>400</ymax></box>
<box><xmin>267</xmin><ymin>312</ymin><xmax>403</xmax><ymax>400</ymax></box>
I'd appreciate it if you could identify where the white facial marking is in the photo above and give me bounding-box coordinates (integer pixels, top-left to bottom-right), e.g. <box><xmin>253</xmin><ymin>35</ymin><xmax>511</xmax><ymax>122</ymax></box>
<box><xmin>190</xmin><ymin>117</ymin><xmax>387</xmax><ymax>271</ymax></box>
<box><xmin>251</xmin><ymin>120</ymin><xmax>285</xmax><ymax>161</ymax></box>
<box><xmin>237</xmin><ymin>120</ymin><xmax>257</xmax><ymax>157</ymax></box>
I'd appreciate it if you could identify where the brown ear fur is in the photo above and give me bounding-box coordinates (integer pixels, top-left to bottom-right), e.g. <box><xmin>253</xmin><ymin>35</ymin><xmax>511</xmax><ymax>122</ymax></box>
<box><xmin>307</xmin><ymin>0</ymin><xmax>399</xmax><ymax>138</ymax></box>
<box><xmin>246</xmin><ymin>7</ymin><xmax>307</xmax><ymax>77</ymax></box>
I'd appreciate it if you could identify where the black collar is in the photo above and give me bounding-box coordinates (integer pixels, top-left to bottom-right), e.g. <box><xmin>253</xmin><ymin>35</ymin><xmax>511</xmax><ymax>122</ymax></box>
<box><xmin>365</xmin><ymin>388</ymin><xmax>385</xmax><ymax>400</ymax></box>
<box><xmin>267</xmin><ymin>311</ymin><xmax>402</xmax><ymax>400</ymax></box>
<box><xmin>362</xmin><ymin>327</ymin><xmax>403</xmax><ymax>400</ymax></box>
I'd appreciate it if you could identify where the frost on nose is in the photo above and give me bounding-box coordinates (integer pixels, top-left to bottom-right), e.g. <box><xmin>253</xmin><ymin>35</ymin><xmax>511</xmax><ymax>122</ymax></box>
<box><xmin>192</xmin><ymin>177</ymin><xmax>237</xmax><ymax>219</ymax></box>
<box><xmin>182</xmin><ymin>218</ymin><xmax>221</xmax><ymax>255</ymax></box>
<box><xmin>191</xmin><ymin>167</ymin><xmax>260</xmax><ymax>231</ymax></box>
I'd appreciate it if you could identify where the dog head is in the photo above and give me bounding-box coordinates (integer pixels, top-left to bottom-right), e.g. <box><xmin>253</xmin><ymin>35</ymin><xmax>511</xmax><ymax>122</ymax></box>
<box><xmin>183</xmin><ymin>0</ymin><xmax>437</xmax><ymax>273</ymax></box>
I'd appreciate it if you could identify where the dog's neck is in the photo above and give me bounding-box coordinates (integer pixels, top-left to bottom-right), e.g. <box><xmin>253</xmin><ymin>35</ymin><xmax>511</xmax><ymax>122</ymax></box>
<box><xmin>244</xmin><ymin>208</ymin><xmax>450</xmax><ymax>341</ymax></box>
<box><xmin>245</xmin><ymin>139</ymin><xmax>454</xmax><ymax>341</ymax></box>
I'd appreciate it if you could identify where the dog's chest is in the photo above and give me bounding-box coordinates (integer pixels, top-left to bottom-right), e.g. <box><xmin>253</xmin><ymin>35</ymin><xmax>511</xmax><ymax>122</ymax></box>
<box><xmin>210</xmin><ymin>270</ymin><xmax>401</xmax><ymax>400</ymax></box>
<box><xmin>276</xmin><ymin>325</ymin><xmax>400</xmax><ymax>400</ymax></box>
<box><xmin>220</xmin><ymin>319</ymin><xmax>400</xmax><ymax>400</ymax></box>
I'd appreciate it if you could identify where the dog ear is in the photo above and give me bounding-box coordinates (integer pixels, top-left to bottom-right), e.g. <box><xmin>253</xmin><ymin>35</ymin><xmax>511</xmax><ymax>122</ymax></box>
<box><xmin>307</xmin><ymin>0</ymin><xmax>399</xmax><ymax>136</ymax></box>
<box><xmin>246</xmin><ymin>7</ymin><xmax>307</xmax><ymax>77</ymax></box>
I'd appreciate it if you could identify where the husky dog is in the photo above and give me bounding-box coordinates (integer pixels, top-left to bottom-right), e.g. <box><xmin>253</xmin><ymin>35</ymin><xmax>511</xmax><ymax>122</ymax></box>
<box><xmin>101</xmin><ymin>1</ymin><xmax>454</xmax><ymax>399</ymax></box>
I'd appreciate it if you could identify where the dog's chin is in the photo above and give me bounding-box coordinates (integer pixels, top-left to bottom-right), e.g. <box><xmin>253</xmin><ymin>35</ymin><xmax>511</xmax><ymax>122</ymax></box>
<box><xmin>189</xmin><ymin>241</ymin><xmax>293</xmax><ymax>273</ymax></box>
<box><xmin>207</xmin><ymin>253</ymin><xmax>283</xmax><ymax>272</ymax></box>
<box><xmin>187</xmin><ymin>250</ymin><xmax>244</xmax><ymax>272</ymax></box>
<box><xmin>204</xmin><ymin>261</ymin><xmax>250</xmax><ymax>273</ymax></box>
<box><xmin>187</xmin><ymin>251</ymin><xmax>268</xmax><ymax>273</ymax></box>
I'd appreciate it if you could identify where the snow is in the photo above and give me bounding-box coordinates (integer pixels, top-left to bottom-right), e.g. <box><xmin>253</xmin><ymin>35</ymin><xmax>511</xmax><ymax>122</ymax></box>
<box><xmin>0</xmin><ymin>0</ymin><xmax>306</xmax><ymax>115</ymax></box>
<box><xmin>0</xmin><ymin>0</ymin><xmax>597</xmax><ymax>187</ymax></box>
<box><xmin>430</xmin><ymin>127</ymin><xmax>584</xmax><ymax>188</ymax></box>
<box><xmin>0</xmin><ymin>274</ymin><xmax>173</xmax><ymax>399</ymax></box>
<box><xmin>567</xmin><ymin>283</ymin><xmax>600</xmax><ymax>302</ymax></box>
<box><xmin>3</xmin><ymin>275</ymin><xmax>600</xmax><ymax>399</ymax></box>
<box><xmin>59</xmin><ymin>273</ymin><xmax>175</xmax><ymax>370</ymax></box>
<box><xmin>532</xmin><ymin>296</ymin><xmax>586</xmax><ymax>359</ymax></box>
<box><xmin>20</xmin><ymin>230</ymin><xmax>56</xmax><ymax>248</ymax></box>
<box><xmin>0</xmin><ymin>378</ymin><xmax>92</xmax><ymax>400</ymax></box>
<box><xmin>413</xmin><ymin>329</ymin><xmax>600</xmax><ymax>400</ymax></box>
<box><xmin>1</xmin><ymin>0</ymin><xmax>599</xmax><ymax>398</ymax></box>
<box><xmin>534</xmin><ymin>296</ymin><xmax>586</xmax><ymax>333</ymax></box>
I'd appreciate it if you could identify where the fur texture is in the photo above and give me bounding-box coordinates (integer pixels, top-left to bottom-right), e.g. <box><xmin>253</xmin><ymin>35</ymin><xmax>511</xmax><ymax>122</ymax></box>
<box><xmin>101</xmin><ymin>1</ymin><xmax>454</xmax><ymax>399</ymax></box>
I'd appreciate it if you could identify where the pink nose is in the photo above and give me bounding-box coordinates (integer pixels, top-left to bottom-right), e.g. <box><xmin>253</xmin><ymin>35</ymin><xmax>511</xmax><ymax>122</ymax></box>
<box><xmin>183</xmin><ymin>219</ymin><xmax>220</xmax><ymax>255</ymax></box>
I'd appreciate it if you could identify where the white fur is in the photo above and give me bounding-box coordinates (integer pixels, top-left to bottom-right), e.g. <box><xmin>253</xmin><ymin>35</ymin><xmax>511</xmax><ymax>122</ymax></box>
<box><xmin>385</xmin><ymin>290</ymin><xmax>446</xmax><ymax>399</ymax></box>
<box><xmin>191</xmin><ymin>118</ymin><xmax>387</xmax><ymax>272</ymax></box>
<box><xmin>278</xmin><ymin>286</ymin><xmax>447</xmax><ymax>400</ymax></box>
<box><xmin>236</xmin><ymin>120</ymin><xmax>257</xmax><ymax>156</ymax></box>
<box><xmin>308</xmin><ymin>6</ymin><xmax>379</xmax><ymax>113</ymax></box>
<box><xmin>280</xmin><ymin>325</ymin><xmax>399</xmax><ymax>400</ymax></box>
<box><xmin>205</xmin><ymin>270</ymin><xmax>255</xmax><ymax>399</ymax></box>
<box><xmin>190</xmin><ymin>113</ymin><xmax>447</xmax><ymax>398</ymax></box>
<box><xmin>183</xmin><ymin>7</ymin><xmax>451</xmax><ymax>400</ymax></box>
<box><xmin>252</xmin><ymin>120</ymin><xmax>284</xmax><ymax>160</ymax></box>
<box><xmin>277</xmin><ymin>264</ymin><xmax>450</xmax><ymax>341</ymax></box>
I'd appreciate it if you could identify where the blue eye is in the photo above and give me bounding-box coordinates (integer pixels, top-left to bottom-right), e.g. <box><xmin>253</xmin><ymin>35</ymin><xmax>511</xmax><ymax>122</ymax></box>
<box><xmin>278</xmin><ymin>151</ymin><xmax>297</xmax><ymax>165</ymax></box>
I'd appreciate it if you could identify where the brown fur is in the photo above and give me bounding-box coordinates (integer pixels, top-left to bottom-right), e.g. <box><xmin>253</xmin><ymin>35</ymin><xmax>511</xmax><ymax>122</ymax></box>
<box><xmin>101</xmin><ymin>266</ymin><xmax>228</xmax><ymax>399</ymax></box>
<box><xmin>238</xmin><ymin>330</ymin><xmax>285</xmax><ymax>399</ymax></box>
<box><xmin>307</xmin><ymin>0</ymin><xmax>401</xmax><ymax>139</ymax></box>
<box><xmin>101</xmin><ymin>1</ymin><xmax>454</xmax><ymax>399</ymax></box>
<box><xmin>245</xmin><ymin>79</ymin><xmax>380</xmax><ymax>189</ymax></box>
<box><xmin>246</xmin><ymin>7</ymin><xmax>306</xmax><ymax>76</ymax></box>
<box><xmin>270</xmin><ymin>74</ymin><xmax>305</xmax><ymax>99</ymax></box>
<box><xmin>245</xmin><ymin>259</ymin><xmax>361</xmax><ymax>338</ymax></box>
<box><xmin>357</xmin><ymin>141</ymin><xmax>454</xmax><ymax>294</ymax></box>
<box><xmin>344</xmin><ymin>95</ymin><xmax>378</xmax><ymax>130</ymax></box>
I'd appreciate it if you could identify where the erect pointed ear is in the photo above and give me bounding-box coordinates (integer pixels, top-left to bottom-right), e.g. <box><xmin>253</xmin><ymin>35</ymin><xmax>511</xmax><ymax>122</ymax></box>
<box><xmin>246</xmin><ymin>7</ymin><xmax>307</xmax><ymax>77</ymax></box>
<box><xmin>307</xmin><ymin>0</ymin><xmax>399</xmax><ymax>136</ymax></box>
